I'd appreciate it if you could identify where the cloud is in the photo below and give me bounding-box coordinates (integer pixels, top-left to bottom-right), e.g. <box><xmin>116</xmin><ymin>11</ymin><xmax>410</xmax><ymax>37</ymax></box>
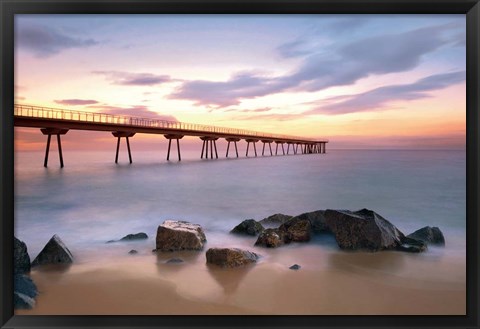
<box><xmin>94</xmin><ymin>71</ymin><xmax>172</xmax><ymax>86</ymax></box>
<box><xmin>170</xmin><ymin>24</ymin><xmax>455</xmax><ymax>107</ymax></box>
<box><xmin>55</xmin><ymin>99</ymin><xmax>99</xmax><ymax>106</ymax></box>
<box><xmin>89</xmin><ymin>105</ymin><xmax>178</xmax><ymax>122</ymax></box>
<box><xmin>16</xmin><ymin>24</ymin><xmax>98</xmax><ymax>57</ymax></box>
<box><xmin>306</xmin><ymin>71</ymin><xmax>465</xmax><ymax>115</ymax></box>
<box><xmin>231</xmin><ymin>113</ymin><xmax>305</xmax><ymax>122</ymax></box>
<box><xmin>224</xmin><ymin>107</ymin><xmax>272</xmax><ymax>113</ymax></box>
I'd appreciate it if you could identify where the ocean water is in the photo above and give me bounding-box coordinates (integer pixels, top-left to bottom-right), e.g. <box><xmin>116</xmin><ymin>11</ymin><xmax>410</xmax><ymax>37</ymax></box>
<box><xmin>14</xmin><ymin>148</ymin><xmax>466</xmax><ymax>263</ymax></box>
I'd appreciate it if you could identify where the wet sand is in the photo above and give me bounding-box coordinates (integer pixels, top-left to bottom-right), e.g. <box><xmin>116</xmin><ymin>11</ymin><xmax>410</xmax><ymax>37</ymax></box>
<box><xmin>16</xmin><ymin>242</ymin><xmax>466</xmax><ymax>315</ymax></box>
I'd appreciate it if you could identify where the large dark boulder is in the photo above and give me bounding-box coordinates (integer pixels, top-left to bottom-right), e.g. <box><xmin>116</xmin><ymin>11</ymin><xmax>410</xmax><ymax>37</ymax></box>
<box><xmin>291</xmin><ymin>210</ymin><xmax>329</xmax><ymax>233</ymax></box>
<box><xmin>31</xmin><ymin>235</ymin><xmax>74</xmax><ymax>266</ymax></box>
<box><xmin>259</xmin><ymin>213</ymin><xmax>292</xmax><ymax>227</ymax></box>
<box><xmin>14</xmin><ymin>237</ymin><xmax>31</xmax><ymax>274</ymax></box>
<box><xmin>254</xmin><ymin>228</ymin><xmax>286</xmax><ymax>248</ymax></box>
<box><xmin>206</xmin><ymin>248</ymin><xmax>259</xmax><ymax>267</ymax></box>
<box><xmin>230</xmin><ymin>219</ymin><xmax>264</xmax><ymax>236</ymax></box>
<box><xmin>279</xmin><ymin>217</ymin><xmax>312</xmax><ymax>242</ymax></box>
<box><xmin>407</xmin><ymin>226</ymin><xmax>445</xmax><ymax>246</ymax></box>
<box><xmin>324</xmin><ymin>209</ymin><xmax>406</xmax><ymax>251</ymax></box>
<box><xmin>156</xmin><ymin>220</ymin><xmax>206</xmax><ymax>251</ymax></box>
<box><xmin>14</xmin><ymin>274</ymin><xmax>38</xmax><ymax>310</ymax></box>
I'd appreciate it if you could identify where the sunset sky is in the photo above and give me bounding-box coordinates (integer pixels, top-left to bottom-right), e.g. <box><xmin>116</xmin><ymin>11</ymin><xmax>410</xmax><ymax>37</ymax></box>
<box><xmin>14</xmin><ymin>15</ymin><xmax>466</xmax><ymax>150</ymax></box>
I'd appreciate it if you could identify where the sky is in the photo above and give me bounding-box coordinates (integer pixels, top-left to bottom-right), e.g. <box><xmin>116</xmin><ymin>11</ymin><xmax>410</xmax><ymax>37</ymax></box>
<box><xmin>14</xmin><ymin>14</ymin><xmax>466</xmax><ymax>150</ymax></box>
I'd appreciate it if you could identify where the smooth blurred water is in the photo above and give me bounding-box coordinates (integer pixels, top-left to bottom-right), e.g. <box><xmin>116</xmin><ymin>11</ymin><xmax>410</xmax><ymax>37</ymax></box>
<box><xmin>14</xmin><ymin>149</ymin><xmax>466</xmax><ymax>262</ymax></box>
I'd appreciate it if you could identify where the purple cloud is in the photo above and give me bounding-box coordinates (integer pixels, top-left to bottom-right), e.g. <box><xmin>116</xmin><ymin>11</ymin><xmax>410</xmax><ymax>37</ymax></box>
<box><xmin>170</xmin><ymin>24</ymin><xmax>456</xmax><ymax>107</ymax></box>
<box><xmin>16</xmin><ymin>24</ymin><xmax>97</xmax><ymax>57</ymax></box>
<box><xmin>55</xmin><ymin>99</ymin><xmax>99</xmax><ymax>106</ymax></box>
<box><xmin>307</xmin><ymin>71</ymin><xmax>466</xmax><ymax>115</ymax></box>
<box><xmin>94</xmin><ymin>71</ymin><xmax>172</xmax><ymax>86</ymax></box>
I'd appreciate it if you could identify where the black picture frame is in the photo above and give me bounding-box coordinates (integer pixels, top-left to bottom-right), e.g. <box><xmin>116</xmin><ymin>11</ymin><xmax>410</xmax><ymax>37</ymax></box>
<box><xmin>1</xmin><ymin>0</ymin><xmax>479</xmax><ymax>328</ymax></box>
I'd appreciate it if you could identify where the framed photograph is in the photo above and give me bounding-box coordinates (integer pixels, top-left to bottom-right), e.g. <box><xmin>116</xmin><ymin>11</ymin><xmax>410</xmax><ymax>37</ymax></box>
<box><xmin>1</xmin><ymin>0</ymin><xmax>479</xmax><ymax>328</ymax></box>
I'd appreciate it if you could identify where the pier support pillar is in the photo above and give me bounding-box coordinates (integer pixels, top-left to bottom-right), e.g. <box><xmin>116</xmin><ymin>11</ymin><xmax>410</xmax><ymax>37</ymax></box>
<box><xmin>275</xmin><ymin>141</ymin><xmax>286</xmax><ymax>155</ymax></box>
<box><xmin>245</xmin><ymin>139</ymin><xmax>259</xmax><ymax>157</ymax></box>
<box><xmin>112</xmin><ymin>131</ymin><xmax>136</xmax><ymax>164</ymax></box>
<box><xmin>225</xmin><ymin>137</ymin><xmax>240</xmax><ymax>158</ymax></box>
<box><xmin>261</xmin><ymin>140</ymin><xmax>273</xmax><ymax>156</ymax></box>
<box><xmin>164</xmin><ymin>134</ymin><xmax>184</xmax><ymax>161</ymax></box>
<box><xmin>200</xmin><ymin>137</ymin><xmax>219</xmax><ymax>159</ymax></box>
<box><xmin>41</xmin><ymin>128</ymin><xmax>69</xmax><ymax>168</ymax></box>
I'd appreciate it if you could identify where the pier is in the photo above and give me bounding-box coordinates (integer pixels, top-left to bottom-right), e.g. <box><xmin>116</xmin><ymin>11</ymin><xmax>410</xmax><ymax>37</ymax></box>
<box><xmin>14</xmin><ymin>104</ymin><xmax>329</xmax><ymax>167</ymax></box>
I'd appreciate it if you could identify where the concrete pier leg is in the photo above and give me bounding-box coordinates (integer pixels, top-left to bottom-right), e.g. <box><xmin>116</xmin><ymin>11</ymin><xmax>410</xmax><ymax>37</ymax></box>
<box><xmin>253</xmin><ymin>142</ymin><xmax>257</xmax><ymax>157</ymax></box>
<box><xmin>287</xmin><ymin>144</ymin><xmax>290</xmax><ymax>155</ymax></box>
<box><xmin>167</xmin><ymin>139</ymin><xmax>172</xmax><ymax>161</ymax></box>
<box><xmin>115</xmin><ymin>137</ymin><xmax>121</xmax><ymax>163</ymax></box>
<box><xmin>210</xmin><ymin>140</ymin><xmax>213</xmax><ymax>159</ymax></box>
<box><xmin>214</xmin><ymin>140</ymin><xmax>218</xmax><ymax>159</ymax></box>
<box><xmin>226</xmin><ymin>141</ymin><xmax>230</xmax><ymax>157</ymax></box>
<box><xmin>201</xmin><ymin>140</ymin><xmax>205</xmax><ymax>159</ymax></box>
<box><xmin>246</xmin><ymin>142</ymin><xmax>250</xmax><ymax>157</ymax></box>
<box><xmin>269</xmin><ymin>143</ymin><xmax>273</xmax><ymax>156</ymax></box>
<box><xmin>126</xmin><ymin>137</ymin><xmax>132</xmax><ymax>163</ymax></box>
<box><xmin>262</xmin><ymin>142</ymin><xmax>266</xmax><ymax>156</ymax></box>
<box><xmin>176</xmin><ymin>139</ymin><xmax>181</xmax><ymax>161</ymax></box>
<box><xmin>56</xmin><ymin>135</ymin><xmax>64</xmax><ymax>168</ymax></box>
<box><xmin>44</xmin><ymin>134</ymin><xmax>51</xmax><ymax>167</ymax></box>
<box><xmin>282</xmin><ymin>144</ymin><xmax>285</xmax><ymax>155</ymax></box>
<box><xmin>275</xmin><ymin>143</ymin><xmax>279</xmax><ymax>155</ymax></box>
<box><xmin>234</xmin><ymin>141</ymin><xmax>239</xmax><ymax>157</ymax></box>
<box><xmin>294</xmin><ymin>144</ymin><xmax>298</xmax><ymax>155</ymax></box>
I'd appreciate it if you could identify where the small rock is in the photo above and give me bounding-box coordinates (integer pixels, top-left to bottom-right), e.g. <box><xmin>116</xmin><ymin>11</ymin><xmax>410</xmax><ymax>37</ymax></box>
<box><xmin>166</xmin><ymin>258</ymin><xmax>184</xmax><ymax>264</ymax></box>
<box><xmin>14</xmin><ymin>274</ymin><xmax>38</xmax><ymax>299</ymax></box>
<box><xmin>259</xmin><ymin>213</ymin><xmax>292</xmax><ymax>227</ymax></box>
<box><xmin>152</xmin><ymin>249</ymin><xmax>157</xmax><ymax>253</ymax></box>
<box><xmin>407</xmin><ymin>226</ymin><xmax>445</xmax><ymax>246</ymax></box>
<box><xmin>230</xmin><ymin>219</ymin><xmax>264</xmax><ymax>236</ymax></box>
<box><xmin>120</xmin><ymin>233</ymin><xmax>148</xmax><ymax>241</ymax></box>
<box><xmin>279</xmin><ymin>217</ymin><xmax>312</xmax><ymax>242</ymax></box>
<box><xmin>156</xmin><ymin>220</ymin><xmax>207</xmax><ymax>251</ymax></box>
<box><xmin>254</xmin><ymin>228</ymin><xmax>285</xmax><ymax>248</ymax></box>
<box><xmin>206</xmin><ymin>248</ymin><xmax>259</xmax><ymax>267</ymax></box>
<box><xmin>289</xmin><ymin>264</ymin><xmax>301</xmax><ymax>270</ymax></box>
<box><xmin>14</xmin><ymin>274</ymin><xmax>38</xmax><ymax>310</ymax></box>
<box><xmin>31</xmin><ymin>235</ymin><xmax>74</xmax><ymax>266</ymax></box>
<box><xmin>14</xmin><ymin>237</ymin><xmax>31</xmax><ymax>274</ymax></box>
<box><xmin>128</xmin><ymin>249</ymin><xmax>138</xmax><ymax>254</ymax></box>
<box><xmin>14</xmin><ymin>292</ymin><xmax>36</xmax><ymax>310</ymax></box>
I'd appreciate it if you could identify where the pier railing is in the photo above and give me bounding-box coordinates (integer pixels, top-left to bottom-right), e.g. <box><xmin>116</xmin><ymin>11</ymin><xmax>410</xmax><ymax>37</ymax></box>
<box><xmin>14</xmin><ymin>104</ymin><xmax>327</xmax><ymax>142</ymax></box>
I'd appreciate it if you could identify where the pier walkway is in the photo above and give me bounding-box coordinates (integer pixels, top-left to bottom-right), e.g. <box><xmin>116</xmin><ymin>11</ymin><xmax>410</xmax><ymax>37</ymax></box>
<box><xmin>14</xmin><ymin>104</ymin><xmax>329</xmax><ymax>167</ymax></box>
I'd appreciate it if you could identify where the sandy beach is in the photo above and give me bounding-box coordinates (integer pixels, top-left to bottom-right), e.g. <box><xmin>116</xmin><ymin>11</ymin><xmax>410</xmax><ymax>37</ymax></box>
<box><xmin>16</xmin><ymin>241</ymin><xmax>466</xmax><ymax>315</ymax></box>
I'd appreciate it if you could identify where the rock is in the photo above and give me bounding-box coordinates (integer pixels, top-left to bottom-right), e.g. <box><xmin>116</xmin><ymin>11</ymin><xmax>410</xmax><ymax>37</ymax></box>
<box><xmin>31</xmin><ymin>235</ymin><xmax>74</xmax><ymax>266</ymax></box>
<box><xmin>289</xmin><ymin>264</ymin><xmax>301</xmax><ymax>270</ymax></box>
<box><xmin>292</xmin><ymin>210</ymin><xmax>329</xmax><ymax>233</ymax></box>
<box><xmin>407</xmin><ymin>226</ymin><xmax>445</xmax><ymax>246</ymax></box>
<box><xmin>14</xmin><ymin>274</ymin><xmax>38</xmax><ymax>299</ymax></box>
<box><xmin>128</xmin><ymin>249</ymin><xmax>138</xmax><ymax>254</ymax></box>
<box><xmin>120</xmin><ymin>232</ymin><xmax>148</xmax><ymax>241</ymax></box>
<box><xmin>14</xmin><ymin>292</ymin><xmax>36</xmax><ymax>309</ymax></box>
<box><xmin>259</xmin><ymin>213</ymin><xmax>292</xmax><ymax>227</ymax></box>
<box><xmin>156</xmin><ymin>220</ymin><xmax>206</xmax><ymax>251</ymax></box>
<box><xmin>14</xmin><ymin>274</ymin><xmax>38</xmax><ymax>310</ymax></box>
<box><xmin>254</xmin><ymin>228</ymin><xmax>286</xmax><ymax>248</ymax></box>
<box><xmin>397</xmin><ymin>237</ymin><xmax>428</xmax><ymax>253</ymax></box>
<box><xmin>107</xmin><ymin>232</ymin><xmax>148</xmax><ymax>243</ymax></box>
<box><xmin>206</xmin><ymin>248</ymin><xmax>259</xmax><ymax>267</ymax></box>
<box><xmin>230</xmin><ymin>219</ymin><xmax>264</xmax><ymax>236</ymax></box>
<box><xmin>166</xmin><ymin>258</ymin><xmax>184</xmax><ymax>264</ymax></box>
<box><xmin>279</xmin><ymin>217</ymin><xmax>312</xmax><ymax>242</ymax></box>
<box><xmin>324</xmin><ymin>209</ymin><xmax>406</xmax><ymax>251</ymax></box>
<box><xmin>14</xmin><ymin>237</ymin><xmax>31</xmax><ymax>274</ymax></box>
